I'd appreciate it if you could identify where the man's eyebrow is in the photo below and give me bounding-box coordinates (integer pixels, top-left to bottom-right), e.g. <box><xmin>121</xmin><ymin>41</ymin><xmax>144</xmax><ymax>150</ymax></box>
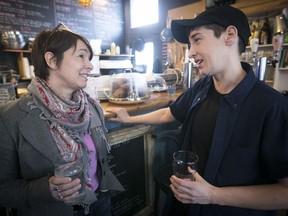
<box><xmin>190</xmin><ymin>32</ymin><xmax>201</xmax><ymax>39</ymax></box>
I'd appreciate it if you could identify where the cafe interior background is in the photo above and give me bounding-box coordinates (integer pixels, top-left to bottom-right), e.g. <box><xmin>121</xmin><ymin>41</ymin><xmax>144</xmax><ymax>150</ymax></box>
<box><xmin>0</xmin><ymin>0</ymin><xmax>288</xmax><ymax>101</ymax></box>
<box><xmin>0</xmin><ymin>0</ymin><xmax>288</xmax><ymax>216</ymax></box>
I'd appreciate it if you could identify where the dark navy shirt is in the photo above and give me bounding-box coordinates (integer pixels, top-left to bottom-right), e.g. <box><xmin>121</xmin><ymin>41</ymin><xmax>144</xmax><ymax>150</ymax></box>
<box><xmin>169</xmin><ymin>62</ymin><xmax>288</xmax><ymax>216</ymax></box>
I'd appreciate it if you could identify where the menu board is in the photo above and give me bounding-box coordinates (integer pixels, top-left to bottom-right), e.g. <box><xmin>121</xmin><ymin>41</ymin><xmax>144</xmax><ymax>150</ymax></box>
<box><xmin>108</xmin><ymin>136</ymin><xmax>147</xmax><ymax>216</ymax></box>
<box><xmin>0</xmin><ymin>0</ymin><xmax>55</xmax><ymax>39</ymax></box>
<box><xmin>54</xmin><ymin>0</ymin><xmax>96</xmax><ymax>39</ymax></box>
<box><xmin>92</xmin><ymin>0</ymin><xmax>124</xmax><ymax>47</ymax></box>
<box><xmin>0</xmin><ymin>0</ymin><xmax>124</xmax><ymax>46</ymax></box>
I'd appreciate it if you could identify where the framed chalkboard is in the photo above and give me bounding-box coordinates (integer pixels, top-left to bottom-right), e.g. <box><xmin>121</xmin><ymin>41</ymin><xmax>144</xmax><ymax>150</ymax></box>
<box><xmin>107</xmin><ymin>124</ymin><xmax>154</xmax><ymax>216</ymax></box>
<box><xmin>0</xmin><ymin>0</ymin><xmax>124</xmax><ymax>48</ymax></box>
<box><xmin>109</xmin><ymin>137</ymin><xmax>147</xmax><ymax>216</ymax></box>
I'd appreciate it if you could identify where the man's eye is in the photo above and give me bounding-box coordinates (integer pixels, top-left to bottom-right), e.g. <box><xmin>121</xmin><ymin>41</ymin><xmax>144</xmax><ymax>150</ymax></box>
<box><xmin>190</xmin><ymin>37</ymin><xmax>201</xmax><ymax>45</ymax></box>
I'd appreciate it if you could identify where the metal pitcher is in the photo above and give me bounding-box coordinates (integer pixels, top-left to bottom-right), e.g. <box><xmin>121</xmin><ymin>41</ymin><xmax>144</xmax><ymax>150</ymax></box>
<box><xmin>255</xmin><ymin>57</ymin><xmax>267</xmax><ymax>81</ymax></box>
<box><xmin>182</xmin><ymin>62</ymin><xmax>199</xmax><ymax>91</ymax></box>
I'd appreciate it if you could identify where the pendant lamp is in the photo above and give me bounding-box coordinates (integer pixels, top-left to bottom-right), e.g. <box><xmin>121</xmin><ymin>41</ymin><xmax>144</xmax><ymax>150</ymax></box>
<box><xmin>78</xmin><ymin>0</ymin><xmax>94</xmax><ymax>7</ymax></box>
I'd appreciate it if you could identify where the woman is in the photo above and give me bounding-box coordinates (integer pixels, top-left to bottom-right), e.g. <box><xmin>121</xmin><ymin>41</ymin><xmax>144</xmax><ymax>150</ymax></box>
<box><xmin>0</xmin><ymin>23</ymin><xmax>123</xmax><ymax>216</ymax></box>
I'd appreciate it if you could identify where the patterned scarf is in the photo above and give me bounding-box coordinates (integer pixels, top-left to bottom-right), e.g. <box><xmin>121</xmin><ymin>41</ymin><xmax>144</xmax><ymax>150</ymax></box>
<box><xmin>27</xmin><ymin>77</ymin><xmax>104</xmax><ymax>209</ymax></box>
<box><xmin>28</xmin><ymin>77</ymin><xmax>91</xmax><ymax>155</ymax></box>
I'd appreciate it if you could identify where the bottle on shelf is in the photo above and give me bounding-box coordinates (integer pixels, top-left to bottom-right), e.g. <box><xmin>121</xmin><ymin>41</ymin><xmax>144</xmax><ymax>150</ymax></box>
<box><xmin>253</xmin><ymin>20</ymin><xmax>262</xmax><ymax>44</ymax></box>
<box><xmin>260</xmin><ymin>18</ymin><xmax>270</xmax><ymax>45</ymax></box>
<box><xmin>115</xmin><ymin>45</ymin><xmax>120</xmax><ymax>55</ymax></box>
<box><xmin>110</xmin><ymin>42</ymin><xmax>116</xmax><ymax>55</ymax></box>
<box><xmin>249</xmin><ymin>22</ymin><xmax>256</xmax><ymax>42</ymax></box>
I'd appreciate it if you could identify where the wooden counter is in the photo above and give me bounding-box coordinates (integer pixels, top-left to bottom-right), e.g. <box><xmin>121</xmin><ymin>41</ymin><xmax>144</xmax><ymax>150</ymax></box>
<box><xmin>102</xmin><ymin>91</ymin><xmax>181</xmax><ymax>119</ymax></box>
<box><xmin>16</xmin><ymin>88</ymin><xmax>182</xmax><ymax>119</ymax></box>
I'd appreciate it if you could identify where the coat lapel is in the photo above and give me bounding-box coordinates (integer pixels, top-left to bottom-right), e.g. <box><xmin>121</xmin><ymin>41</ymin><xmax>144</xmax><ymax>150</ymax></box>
<box><xmin>19</xmin><ymin>100</ymin><xmax>59</xmax><ymax>161</ymax></box>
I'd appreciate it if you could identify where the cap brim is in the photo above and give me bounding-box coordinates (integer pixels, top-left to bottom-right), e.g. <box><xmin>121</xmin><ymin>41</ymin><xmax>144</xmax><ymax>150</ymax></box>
<box><xmin>171</xmin><ymin>19</ymin><xmax>211</xmax><ymax>44</ymax></box>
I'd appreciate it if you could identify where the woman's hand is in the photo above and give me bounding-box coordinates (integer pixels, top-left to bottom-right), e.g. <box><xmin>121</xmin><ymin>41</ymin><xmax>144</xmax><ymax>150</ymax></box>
<box><xmin>49</xmin><ymin>176</ymin><xmax>82</xmax><ymax>202</ymax></box>
<box><xmin>170</xmin><ymin>172</ymin><xmax>217</xmax><ymax>205</ymax></box>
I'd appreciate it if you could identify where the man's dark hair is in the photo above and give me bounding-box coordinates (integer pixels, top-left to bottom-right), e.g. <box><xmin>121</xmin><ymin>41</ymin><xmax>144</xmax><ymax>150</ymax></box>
<box><xmin>188</xmin><ymin>23</ymin><xmax>245</xmax><ymax>55</ymax></box>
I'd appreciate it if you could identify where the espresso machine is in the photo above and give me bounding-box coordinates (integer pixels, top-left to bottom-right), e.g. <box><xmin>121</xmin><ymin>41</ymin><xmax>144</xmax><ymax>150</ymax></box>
<box><xmin>249</xmin><ymin>35</ymin><xmax>284</xmax><ymax>82</ymax></box>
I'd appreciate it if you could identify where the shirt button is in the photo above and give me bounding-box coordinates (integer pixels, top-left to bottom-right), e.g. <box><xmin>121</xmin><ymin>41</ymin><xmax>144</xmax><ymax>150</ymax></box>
<box><xmin>234</xmin><ymin>104</ymin><xmax>237</xmax><ymax>108</ymax></box>
<box><xmin>197</xmin><ymin>98</ymin><xmax>201</xmax><ymax>102</ymax></box>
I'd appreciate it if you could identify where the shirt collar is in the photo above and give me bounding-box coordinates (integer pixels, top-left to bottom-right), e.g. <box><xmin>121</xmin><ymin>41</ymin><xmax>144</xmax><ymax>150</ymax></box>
<box><xmin>223</xmin><ymin>62</ymin><xmax>257</xmax><ymax>109</ymax></box>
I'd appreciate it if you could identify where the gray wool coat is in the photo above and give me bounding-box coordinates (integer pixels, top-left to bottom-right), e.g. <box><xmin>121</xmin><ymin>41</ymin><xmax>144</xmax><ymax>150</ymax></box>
<box><xmin>0</xmin><ymin>95</ymin><xmax>123</xmax><ymax>216</ymax></box>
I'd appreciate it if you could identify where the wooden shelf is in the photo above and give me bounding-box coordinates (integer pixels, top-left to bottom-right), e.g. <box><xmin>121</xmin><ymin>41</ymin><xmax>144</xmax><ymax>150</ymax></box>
<box><xmin>95</xmin><ymin>54</ymin><xmax>133</xmax><ymax>57</ymax></box>
<box><xmin>96</xmin><ymin>54</ymin><xmax>134</xmax><ymax>61</ymax></box>
<box><xmin>2</xmin><ymin>49</ymin><xmax>31</xmax><ymax>53</ymax></box>
<box><xmin>233</xmin><ymin>0</ymin><xmax>288</xmax><ymax>17</ymax></box>
<box><xmin>246</xmin><ymin>43</ymin><xmax>288</xmax><ymax>50</ymax></box>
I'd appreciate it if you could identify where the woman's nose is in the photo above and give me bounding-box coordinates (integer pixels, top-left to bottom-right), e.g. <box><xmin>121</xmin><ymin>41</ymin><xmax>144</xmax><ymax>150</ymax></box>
<box><xmin>87</xmin><ymin>60</ymin><xmax>94</xmax><ymax>71</ymax></box>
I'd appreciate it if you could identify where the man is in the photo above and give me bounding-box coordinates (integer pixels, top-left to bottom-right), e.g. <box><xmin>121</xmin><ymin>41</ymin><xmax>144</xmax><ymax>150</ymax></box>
<box><xmin>108</xmin><ymin>5</ymin><xmax>288</xmax><ymax>216</ymax></box>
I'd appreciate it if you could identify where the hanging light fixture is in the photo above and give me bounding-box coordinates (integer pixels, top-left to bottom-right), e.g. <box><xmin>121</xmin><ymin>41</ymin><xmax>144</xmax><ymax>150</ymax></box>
<box><xmin>78</xmin><ymin>0</ymin><xmax>94</xmax><ymax>7</ymax></box>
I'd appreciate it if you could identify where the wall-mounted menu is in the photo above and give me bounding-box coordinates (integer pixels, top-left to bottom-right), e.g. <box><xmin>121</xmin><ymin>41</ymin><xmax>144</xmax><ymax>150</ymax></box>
<box><xmin>92</xmin><ymin>0</ymin><xmax>124</xmax><ymax>47</ymax></box>
<box><xmin>54</xmin><ymin>0</ymin><xmax>96</xmax><ymax>39</ymax></box>
<box><xmin>0</xmin><ymin>0</ymin><xmax>124</xmax><ymax>47</ymax></box>
<box><xmin>0</xmin><ymin>0</ymin><xmax>55</xmax><ymax>39</ymax></box>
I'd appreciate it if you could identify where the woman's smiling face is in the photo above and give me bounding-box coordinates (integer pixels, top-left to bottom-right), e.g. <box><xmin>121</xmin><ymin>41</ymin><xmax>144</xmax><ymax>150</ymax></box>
<box><xmin>48</xmin><ymin>39</ymin><xmax>93</xmax><ymax>98</ymax></box>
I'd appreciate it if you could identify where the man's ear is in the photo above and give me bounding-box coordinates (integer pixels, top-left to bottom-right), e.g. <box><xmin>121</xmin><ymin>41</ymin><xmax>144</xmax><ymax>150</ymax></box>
<box><xmin>44</xmin><ymin>52</ymin><xmax>57</xmax><ymax>70</ymax></box>
<box><xmin>224</xmin><ymin>26</ymin><xmax>238</xmax><ymax>46</ymax></box>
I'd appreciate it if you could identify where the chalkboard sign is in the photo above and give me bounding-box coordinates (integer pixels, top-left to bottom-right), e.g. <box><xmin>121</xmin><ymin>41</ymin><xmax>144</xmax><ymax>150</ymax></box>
<box><xmin>92</xmin><ymin>0</ymin><xmax>124</xmax><ymax>47</ymax></box>
<box><xmin>0</xmin><ymin>83</ymin><xmax>16</xmax><ymax>104</ymax></box>
<box><xmin>0</xmin><ymin>0</ymin><xmax>124</xmax><ymax>48</ymax></box>
<box><xmin>0</xmin><ymin>0</ymin><xmax>55</xmax><ymax>39</ymax></box>
<box><xmin>108</xmin><ymin>136</ymin><xmax>147</xmax><ymax>216</ymax></box>
<box><xmin>54</xmin><ymin>0</ymin><xmax>96</xmax><ymax>39</ymax></box>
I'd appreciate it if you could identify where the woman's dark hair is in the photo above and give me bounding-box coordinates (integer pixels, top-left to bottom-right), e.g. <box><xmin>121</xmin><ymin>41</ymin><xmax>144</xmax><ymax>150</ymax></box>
<box><xmin>188</xmin><ymin>23</ymin><xmax>245</xmax><ymax>55</ymax></box>
<box><xmin>31</xmin><ymin>29</ymin><xmax>93</xmax><ymax>81</ymax></box>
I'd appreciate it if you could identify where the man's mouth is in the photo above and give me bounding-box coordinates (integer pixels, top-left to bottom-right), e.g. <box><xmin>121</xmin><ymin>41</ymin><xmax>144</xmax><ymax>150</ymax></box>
<box><xmin>194</xmin><ymin>59</ymin><xmax>203</xmax><ymax>68</ymax></box>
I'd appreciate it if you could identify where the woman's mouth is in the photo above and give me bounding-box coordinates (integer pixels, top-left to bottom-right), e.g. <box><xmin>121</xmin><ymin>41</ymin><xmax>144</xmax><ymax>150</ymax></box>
<box><xmin>80</xmin><ymin>73</ymin><xmax>89</xmax><ymax>79</ymax></box>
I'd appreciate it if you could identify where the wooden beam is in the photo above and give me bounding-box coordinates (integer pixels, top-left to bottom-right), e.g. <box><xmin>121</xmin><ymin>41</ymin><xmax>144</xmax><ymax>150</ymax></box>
<box><xmin>232</xmin><ymin>0</ymin><xmax>288</xmax><ymax>17</ymax></box>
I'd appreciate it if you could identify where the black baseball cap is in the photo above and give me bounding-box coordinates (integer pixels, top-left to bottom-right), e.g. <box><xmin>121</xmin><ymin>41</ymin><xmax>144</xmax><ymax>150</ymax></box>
<box><xmin>171</xmin><ymin>5</ymin><xmax>251</xmax><ymax>51</ymax></box>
